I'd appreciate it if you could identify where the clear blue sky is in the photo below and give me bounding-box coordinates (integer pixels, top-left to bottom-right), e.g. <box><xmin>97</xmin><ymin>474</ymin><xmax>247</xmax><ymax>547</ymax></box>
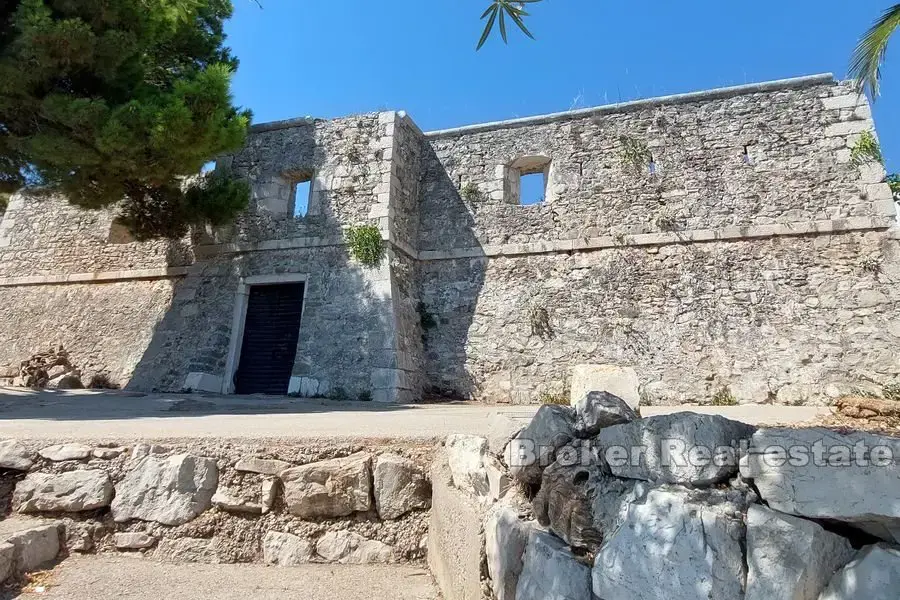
<box><xmin>225</xmin><ymin>0</ymin><xmax>900</xmax><ymax>170</ymax></box>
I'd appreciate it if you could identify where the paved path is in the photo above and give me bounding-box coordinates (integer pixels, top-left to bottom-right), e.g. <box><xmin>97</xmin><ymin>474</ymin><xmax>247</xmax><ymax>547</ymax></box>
<box><xmin>0</xmin><ymin>388</ymin><xmax>831</xmax><ymax>441</ymax></box>
<box><xmin>3</xmin><ymin>556</ymin><xmax>439</xmax><ymax>600</ymax></box>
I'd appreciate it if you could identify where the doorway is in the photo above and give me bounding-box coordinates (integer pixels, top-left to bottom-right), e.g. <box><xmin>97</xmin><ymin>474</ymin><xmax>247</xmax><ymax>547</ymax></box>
<box><xmin>233</xmin><ymin>282</ymin><xmax>305</xmax><ymax>395</ymax></box>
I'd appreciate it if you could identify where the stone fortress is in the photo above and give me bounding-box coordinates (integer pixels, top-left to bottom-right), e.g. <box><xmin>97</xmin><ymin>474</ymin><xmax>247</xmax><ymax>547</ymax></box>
<box><xmin>0</xmin><ymin>73</ymin><xmax>897</xmax><ymax>405</ymax></box>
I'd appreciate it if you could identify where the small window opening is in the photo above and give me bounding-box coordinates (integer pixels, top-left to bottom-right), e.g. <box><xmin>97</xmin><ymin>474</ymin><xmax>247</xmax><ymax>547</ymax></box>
<box><xmin>520</xmin><ymin>171</ymin><xmax>546</xmax><ymax>206</ymax></box>
<box><xmin>201</xmin><ymin>161</ymin><xmax>217</xmax><ymax>174</ymax></box>
<box><xmin>743</xmin><ymin>145</ymin><xmax>753</xmax><ymax>165</ymax></box>
<box><xmin>293</xmin><ymin>179</ymin><xmax>311</xmax><ymax>217</ymax></box>
<box><xmin>649</xmin><ymin>154</ymin><xmax>657</xmax><ymax>175</ymax></box>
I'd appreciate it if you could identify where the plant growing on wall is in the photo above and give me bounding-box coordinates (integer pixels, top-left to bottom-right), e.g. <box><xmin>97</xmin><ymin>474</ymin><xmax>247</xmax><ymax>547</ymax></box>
<box><xmin>460</xmin><ymin>182</ymin><xmax>482</xmax><ymax>202</ymax></box>
<box><xmin>345</xmin><ymin>224</ymin><xmax>384</xmax><ymax>267</ymax></box>
<box><xmin>619</xmin><ymin>136</ymin><xmax>652</xmax><ymax>173</ymax></box>
<box><xmin>528</xmin><ymin>303</ymin><xmax>554</xmax><ymax>340</ymax></box>
<box><xmin>850</xmin><ymin>131</ymin><xmax>885</xmax><ymax>166</ymax></box>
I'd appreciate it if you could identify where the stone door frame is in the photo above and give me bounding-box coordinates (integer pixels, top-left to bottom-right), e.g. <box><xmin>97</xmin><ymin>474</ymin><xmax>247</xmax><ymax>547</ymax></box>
<box><xmin>222</xmin><ymin>272</ymin><xmax>310</xmax><ymax>394</ymax></box>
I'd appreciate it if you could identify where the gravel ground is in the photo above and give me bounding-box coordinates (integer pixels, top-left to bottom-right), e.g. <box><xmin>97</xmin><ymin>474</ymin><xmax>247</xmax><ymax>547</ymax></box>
<box><xmin>3</xmin><ymin>556</ymin><xmax>441</xmax><ymax>600</ymax></box>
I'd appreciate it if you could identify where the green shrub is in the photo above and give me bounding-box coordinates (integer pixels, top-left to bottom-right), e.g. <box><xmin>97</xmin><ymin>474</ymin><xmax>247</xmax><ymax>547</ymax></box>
<box><xmin>345</xmin><ymin>224</ymin><xmax>384</xmax><ymax>267</ymax></box>
<box><xmin>850</xmin><ymin>131</ymin><xmax>884</xmax><ymax>167</ymax></box>
<box><xmin>539</xmin><ymin>391</ymin><xmax>569</xmax><ymax>405</ymax></box>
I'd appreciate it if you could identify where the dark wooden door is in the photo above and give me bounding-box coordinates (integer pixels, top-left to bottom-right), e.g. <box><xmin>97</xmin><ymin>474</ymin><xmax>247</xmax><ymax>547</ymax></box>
<box><xmin>234</xmin><ymin>283</ymin><xmax>305</xmax><ymax>395</ymax></box>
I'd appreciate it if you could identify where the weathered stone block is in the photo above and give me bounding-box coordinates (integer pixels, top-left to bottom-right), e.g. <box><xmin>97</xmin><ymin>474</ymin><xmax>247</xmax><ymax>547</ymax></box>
<box><xmin>14</xmin><ymin>470</ymin><xmax>113</xmax><ymax>513</ymax></box>
<box><xmin>506</xmin><ymin>405</ymin><xmax>575</xmax><ymax>485</ymax></box>
<box><xmin>516</xmin><ymin>529</ymin><xmax>592</xmax><ymax>600</ymax></box>
<box><xmin>745</xmin><ymin>505</ymin><xmax>853</xmax><ymax>600</ymax></box>
<box><xmin>38</xmin><ymin>443</ymin><xmax>91</xmax><ymax>462</ymax></box>
<box><xmin>573</xmin><ymin>390</ymin><xmax>638</xmax><ymax>437</ymax></box>
<box><xmin>0</xmin><ymin>440</ymin><xmax>34</xmax><ymax>471</ymax></box>
<box><xmin>819</xmin><ymin>544</ymin><xmax>900</xmax><ymax>600</ymax></box>
<box><xmin>570</xmin><ymin>364</ymin><xmax>641</xmax><ymax>410</ymax></box>
<box><xmin>315</xmin><ymin>531</ymin><xmax>393</xmax><ymax>564</ymax></box>
<box><xmin>741</xmin><ymin>427</ymin><xmax>900</xmax><ymax>543</ymax></box>
<box><xmin>373</xmin><ymin>453</ymin><xmax>431</xmax><ymax>520</ymax></box>
<box><xmin>235</xmin><ymin>456</ymin><xmax>292</xmax><ymax>476</ymax></box>
<box><xmin>263</xmin><ymin>531</ymin><xmax>314</xmax><ymax>565</ymax></box>
<box><xmin>445</xmin><ymin>434</ymin><xmax>490</xmax><ymax>497</ymax></box>
<box><xmin>484</xmin><ymin>506</ymin><xmax>531</xmax><ymax>600</ymax></box>
<box><xmin>111</xmin><ymin>453</ymin><xmax>218</xmax><ymax>526</ymax></box>
<box><xmin>592</xmin><ymin>486</ymin><xmax>745</xmax><ymax>600</ymax></box>
<box><xmin>114</xmin><ymin>532</ymin><xmax>156</xmax><ymax>550</ymax></box>
<box><xmin>279</xmin><ymin>452</ymin><xmax>372</xmax><ymax>519</ymax></box>
<box><xmin>597</xmin><ymin>412</ymin><xmax>755</xmax><ymax>485</ymax></box>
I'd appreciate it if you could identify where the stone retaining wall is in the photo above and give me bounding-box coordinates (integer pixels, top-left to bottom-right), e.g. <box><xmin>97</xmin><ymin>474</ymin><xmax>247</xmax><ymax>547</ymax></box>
<box><xmin>0</xmin><ymin>438</ymin><xmax>433</xmax><ymax>565</ymax></box>
<box><xmin>430</xmin><ymin>395</ymin><xmax>900</xmax><ymax>599</ymax></box>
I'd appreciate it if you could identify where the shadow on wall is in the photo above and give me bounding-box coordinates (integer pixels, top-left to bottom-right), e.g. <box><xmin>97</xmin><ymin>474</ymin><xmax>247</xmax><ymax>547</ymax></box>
<box><xmin>416</xmin><ymin>141</ymin><xmax>487</xmax><ymax>402</ymax></box>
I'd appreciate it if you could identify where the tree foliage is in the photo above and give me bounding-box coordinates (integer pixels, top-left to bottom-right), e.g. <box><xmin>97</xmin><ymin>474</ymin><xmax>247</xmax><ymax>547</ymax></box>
<box><xmin>0</xmin><ymin>0</ymin><xmax>251</xmax><ymax>239</ymax></box>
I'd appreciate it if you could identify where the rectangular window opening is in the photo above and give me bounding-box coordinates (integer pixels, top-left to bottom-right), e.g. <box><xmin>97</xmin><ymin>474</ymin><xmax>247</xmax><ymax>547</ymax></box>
<box><xmin>519</xmin><ymin>171</ymin><xmax>546</xmax><ymax>206</ymax></box>
<box><xmin>293</xmin><ymin>180</ymin><xmax>311</xmax><ymax>218</ymax></box>
<box><xmin>743</xmin><ymin>145</ymin><xmax>753</xmax><ymax>165</ymax></box>
<box><xmin>649</xmin><ymin>154</ymin><xmax>657</xmax><ymax>175</ymax></box>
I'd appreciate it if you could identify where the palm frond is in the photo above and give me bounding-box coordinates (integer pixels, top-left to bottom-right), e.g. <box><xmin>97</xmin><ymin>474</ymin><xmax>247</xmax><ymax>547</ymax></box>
<box><xmin>477</xmin><ymin>1</ymin><xmax>542</xmax><ymax>50</ymax></box>
<box><xmin>850</xmin><ymin>4</ymin><xmax>900</xmax><ymax>99</ymax></box>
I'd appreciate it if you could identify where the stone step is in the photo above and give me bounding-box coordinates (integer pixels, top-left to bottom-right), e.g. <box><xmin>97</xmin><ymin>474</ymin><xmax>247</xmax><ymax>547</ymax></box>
<box><xmin>0</xmin><ymin>517</ymin><xmax>63</xmax><ymax>583</ymax></box>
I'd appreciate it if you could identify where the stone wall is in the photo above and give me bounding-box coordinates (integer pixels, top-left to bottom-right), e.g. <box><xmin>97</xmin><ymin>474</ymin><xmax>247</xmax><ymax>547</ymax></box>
<box><xmin>0</xmin><ymin>74</ymin><xmax>898</xmax><ymax>404</ymax></box>
<box><xmin>0</xmin><ymin>438</ymin><xmax>432</xmax><ymax>565</ymax></box>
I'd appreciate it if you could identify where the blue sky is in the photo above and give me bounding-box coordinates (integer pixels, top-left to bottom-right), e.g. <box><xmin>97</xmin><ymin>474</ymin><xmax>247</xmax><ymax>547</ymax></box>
<box><xmin>225</xmin><ymin>0</ymin><xmax>900</xmax><ymax>170</ymax></box>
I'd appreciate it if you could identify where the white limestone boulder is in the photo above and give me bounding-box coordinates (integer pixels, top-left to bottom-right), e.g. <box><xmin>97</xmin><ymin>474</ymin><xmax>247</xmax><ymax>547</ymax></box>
<box><xmin>279</xmin><ymin>453</ymin><xmax>372</xmax><ymax>519</ymax></box>
<box><xmin>819</xmin><ymin>544</ymin><xmax>900</xmax><ymax>600</ymax></box>
<box><xmin>485</xmin><ymin>412</ymin><xmax>525</xmax><ymax>457</ymax></box>
<box><xmin>0</xmin><ymin>542</ymin><xmax>13</xmax><ymax>583</ymax></box>
<box><xmin>506</xmin><ymin>405</ymin><xmax>575</xmax><ymax>485</ymax></box>
<box><xmin>211</xmin><ymin>488</ymin><xmax>263</xmax><ymax>515</ymax></box>
<box><xmin>592</xmin><ymin>486</ymin><xmax>746</xmax><ymax>600</ymax></box>
<box><xmin>114</xmin><ymin>532</ymin><xmax>156</xmax><ymax>550</ymax></box>
<box><xmin>516</xmin><ymin>529</ymin><xmax>592</xmax><ymax>600</ymax></box>
<box><xmin>745</xmin><ymin>505</ymin><xmax>854</xmax><ymax>600</ymax></box>
<box><xmin>597</xmin><ymin>412</ymin><xmax>755</xmax><ymax>486</ymax></box>
<box><xmin>315</xmin><ymin>531</ymin><xmax>393</xmax><ymax>564</ymax></box>
<box><xmin>373</xmin><ymin>453</ymin><xmax>431</xmax><ymax>520</ymax></box>
<box><xmin>38</xmin><ymin>443</ymin><xmax>92</xmax><ymax>462</ymax></box>
<box><xmin>741</xmin><ymin>427</ymin><xmax>900</xmax><ymax>543</ymax></box>
<box><xmin>484</xmin><ymin>505</ymin><xmax>532</xmax><ymax>600</ymax></box>
<box><xmin>4</xmin><ymin>523</ymin><xmax>61</xmax><ymax>571</ymax></box>
<box><xmin>263</xmin><ymin>531</ymin><xmax>314</xmax><ymax>565</ymax></box>
<box><xmin>111</xmin><ymin>453</ymin><xmax>218</xmax><ymax>526</ymax></box>
<box><xmin>14</xmin><ymin>470</ymin><xmax>113</xmax><ymax>513</ymax></box>
<box><xmin>570</xmin><ymin>364</ymin><xmax>640</xmax><ymax>410</ymax></box>
<box><xmin>235</xmin><ymin>457</ymin><xmax>292</xmax><ymax>476</ymax></box>
<box><xmin>573</xmin><ymin>391</ymin><xmax>638</xmax><ymax>438</ymax></box>
<box><xmin>0</xmin><ymin>440</ymin><xmax>34</xmax><ymax>471</ymax></box>
<box><xmin>445</xmin><ymin>434</ymin><xmax>490</xmax><ymax>497</ymax></box>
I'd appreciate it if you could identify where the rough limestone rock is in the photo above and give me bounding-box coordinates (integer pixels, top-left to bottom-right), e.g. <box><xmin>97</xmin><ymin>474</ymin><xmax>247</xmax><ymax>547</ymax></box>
<box><xmin>114</xmin><ymin>532</ymin><xmax>156</xmax><ymax>550</ymax></box>
<box><xmin>516</xmin><ymin>529</ymin><xmax>592</xmax><ymax>600</ymax></box>
<box><xmin>819</xmin><ymin>544</ymin><xmax>900</xmax><ymax>600</ymax></box>
<box><xmin>235</xmin><ymin>457</ymin><xmax>292</xmax><ymax>476</ymax></box>
<box><xmin>38</xmin><ymin>443</ymin><xmax>92</xmax><ymax>462</ymax></box>
<box><xmin>485</xmin><ymin>455</ymin><xmax>511</xmax><ymax>500</ymax></box>
<box><xmin>14</xmin><ymin>470</ymin><xmax>113</xmax><ymax>513</ymax></box>
<box><xmin>570</xmin><ymin>364</ymin><xmax>641</xmax><ymax>410</ymax></box>
<box><xmin>597</xmin><ymin>412</ymin><xmax>755</xmax><ymax>486</ymax></box>
<box><xmin>445</xmin><ymin>434</ymin><xmax>490</xmax><ymax>497</ymax></box>
<box><xmin>745</xmin><ymin>505</ymin><xmax>853</xmax><ymax>600</ymax></box>
<box><xmin>261</xmin><ymin>479</ymin><xmax>278</xmax><ymax>514</ymax></box>
<box><xmin>593</xmin><ymin>486</ymin><xmax>746</xmax><ymax>600</ymax></box>
<box><xmin>532</xmin><ymin>462</ymin><xmax>603</xmax><ymax>551</ymax></box>
<box><xmin>506</xmin><ymin>405</ymin><xmax>575</xmax><ymax>485</ymax></box>
<box><xmin>0</xmin><ymin>440</ymin><xmax>34</xmax><ymax>471</ymax></box>
<box><xmin>0</xmin><ymin>542</ymin><xmax>14</xmax><ymax>583</ymax></box>
<box><xmin>154</xmin><ymin>537</ymin><xmax>216</xmax><ymax>564</ymax></box>
<box><xmin>263</xmin><ymin>531</ymin><xmax>314</xmax><ymax>565</ymax></box>
<box><xmin>373</xmin><ymin>453</ymin><xmax>431</xmax><ymax>520</ymax></box>
<box><xmin>279</xmin><ymin>453</ymin><xmax>372</xmax><ymax>519</ymax></box>
<box><xmin>574</xmin><ymin>391</ymin><xmax>638</xmax><ymax>438</ymax></box>
<box><xmin>111</xmin><ymin>453</ymin><xmax>219</xmax><ymax>526</ymax></box>
<box><xmin>485</xmin><ymin>505</ymin><xmax>532</xmax><ymax>600</ymax></box>
<box><xmin>741</xmin><ymin>427</ymin><xmax>900</xmax><ymax>543</ymax></box>
<box><xmin>315</xmin><ymin>531</ymin><xmax>394</xmax><ymax>564</ymax></box>
<box><xmin>4</xmin><ymin>523</ymin><xmax>61</xmax><ymax>571</ymax></box>
<box><xmin>92</xmin><ymin>447</ymin><xmax>126</xmax><ymax>460</ymax></box>
<box><xmin>211</xmin><ymin>488</ymin><xmax>262</xmax><ymax>514</ymax></box>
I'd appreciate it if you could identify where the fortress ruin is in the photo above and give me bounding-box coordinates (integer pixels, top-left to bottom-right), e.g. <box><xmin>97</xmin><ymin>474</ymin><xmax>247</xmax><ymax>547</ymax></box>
<box><xmin>0</xmin><ymin>73</ymin><xmax>897</xmax><ymax>405</ymax></box>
